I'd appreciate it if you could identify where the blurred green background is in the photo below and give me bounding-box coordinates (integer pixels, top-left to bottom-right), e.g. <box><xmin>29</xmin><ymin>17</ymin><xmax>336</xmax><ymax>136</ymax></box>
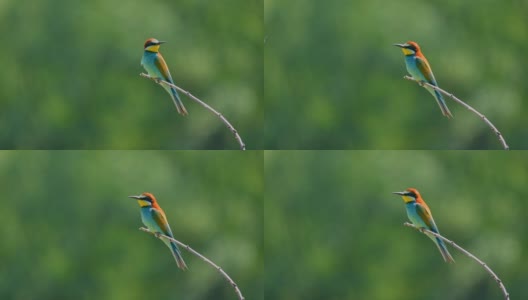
<box><xmin>0</xmin><ymin>151</ymin><xmax>263</xmax><ymax>300</ymax></box>
<box><xmin>0</xmin><ymin>0</ymin><xmax>262</xmax><ymax>149</ymax></box>
<box><xmin>265</xmin><ymin>0</ymin><xmax>527</xmax><ymax>149</ymax></box>
<box><xmin>265</xmin><ymin>151</ymin><xmax>527</xmax><ymax>299</ymax></box>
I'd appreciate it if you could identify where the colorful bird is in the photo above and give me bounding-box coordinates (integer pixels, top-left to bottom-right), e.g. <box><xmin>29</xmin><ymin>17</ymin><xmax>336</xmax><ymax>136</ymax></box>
<box><xmin>394</xmin><ymin>41</ymin><xmax>453</xmax><ymax>118</ymax></box>
<box><xmin>129</xmin><ymin>192</ymin><xmax>188</xmax><ymax>270</ymax></box>
<box><xmin>393</xmin><ymin>188</ymin><xmax>455</xmax><ymax>263</ymax></box>
<box><xmin>141</xmin><ymin>38</ymin><xmax>188</xmax><ymax>115</ymax></box>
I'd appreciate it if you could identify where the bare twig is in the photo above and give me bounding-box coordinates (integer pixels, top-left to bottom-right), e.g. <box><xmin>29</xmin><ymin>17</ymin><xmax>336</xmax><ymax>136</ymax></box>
<box><xmin>140</xmin><ymin>227</ymin><xmax>245</xmax><ymax>300</ymax></box>
<box><xmin>404</xmin><ymin>222</ymin><xmax>509</xmax><ymax>300</ymax></box>
<box><xmin>403</xmin><ymin>75</ymin><xmax>509</xmax><ymax>150</ymax></box>
<box><xmin>140</xmin><ymin>73</ymin><xmax>246</xmax><ymax>150</ymax></box>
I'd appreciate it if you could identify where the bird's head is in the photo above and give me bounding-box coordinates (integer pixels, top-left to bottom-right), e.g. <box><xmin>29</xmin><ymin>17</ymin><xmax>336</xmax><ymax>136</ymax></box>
<box><xmin>393</xmin><ymin>41</ymin><xmax>421</xmax><ymax>56</ymax></box>
<box><xmin>393</xmin><ymin>188</ymin><xmax>420</xmax><ymax>203</ymax></box>
<box><xmin>144</xmin><ymin>38</ymin><xmax>166</xmax><ymax>53</ymax></box>
<box><xmin>129</xmin><ymin>192</ymin><xmax>157</xmax><ymax>207</ymax></box>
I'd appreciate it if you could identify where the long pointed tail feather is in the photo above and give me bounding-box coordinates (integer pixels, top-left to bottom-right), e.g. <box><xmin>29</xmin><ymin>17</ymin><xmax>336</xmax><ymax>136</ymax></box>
<box><xmin>435</xmin><ymin>237</ymin><xmax>455</xmax><ymax>263</ymax></box>
<box><xmin>169</xmin><ymin>241</ymin><xmax>188</xmax><ymax>270</ymax></box>
<box><xmin>433</xmin><ymin>89</ymin><xmax>453</xmax><ymax>119</ymax></box>
<box><xmin>170</xmin><ymin>87</ymin><xmax>188</xmax><ymax>116</ymax></box>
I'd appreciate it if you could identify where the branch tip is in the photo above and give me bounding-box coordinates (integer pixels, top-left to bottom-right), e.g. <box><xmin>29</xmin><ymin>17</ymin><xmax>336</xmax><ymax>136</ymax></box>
<box><xmin>402</xmin><ymin>76</ymin><xmax>508</xmax><ymax>150</ymax></box>
<box><xmin>139</xmin><ymin>227</ymin><xmax>245</xmax><ymax>300</ymax></box>
<box><xmin>404</xmin><ymin>222</ymin><xmax>509</xmax><ymax>300</ymax></box>
<box><xmin>140</xmin><ymin>73</ymin><xmax>246</xmax><ymax>150</ymax></box>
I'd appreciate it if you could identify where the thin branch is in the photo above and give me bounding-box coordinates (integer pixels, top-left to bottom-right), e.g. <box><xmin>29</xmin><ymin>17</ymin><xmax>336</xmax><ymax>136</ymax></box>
<box><xmin>403</xmin><ymin>75</ymin><xmax>509</xmax><ymax>150</ymax></box>
<box><xmin>140</xmin><ymin>73</ymin><xmax>246</xmax><ymax>150</ymax></box>
<box><xmin>404</xmin><ymin>222</ymin><xmax>509</xmax><ymax>300</ymax></box>
<box><xmin>140</xmin><ymin>227</ymin><xmax>245</xmax><ymax>300</ymax></box>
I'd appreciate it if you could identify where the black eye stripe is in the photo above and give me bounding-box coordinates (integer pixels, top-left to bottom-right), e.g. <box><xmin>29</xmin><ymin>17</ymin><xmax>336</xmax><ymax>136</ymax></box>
<box><xmin>141</xmin><ymin>195</ymin><xmax>152</xmax><ymax>202</ymax></box>
<box><xmin>144</xmin><ymin>41</ymin><xmax>159</xmax><ymax>48</ymax></box>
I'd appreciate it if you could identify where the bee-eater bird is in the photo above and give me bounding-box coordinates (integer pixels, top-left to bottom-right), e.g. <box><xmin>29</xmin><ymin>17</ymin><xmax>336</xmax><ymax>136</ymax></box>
<box><xmin>141</xmin><ymin>38</ymin><xmax>188</xmax><ymax>115</ymax></box>
<box><xmin>129</xmin><ymin>192</ymin><xmax>188</xmax><ymax>270</ymax></box>
<box><xmin>393</xmin><ymin>188</ymin><xmax>455</xmax><ymax>263</ymax></box>
<box><xmin>394</xmin><ymin>41</ymin><xmax>453</xmax><ymax>118</ymax></box>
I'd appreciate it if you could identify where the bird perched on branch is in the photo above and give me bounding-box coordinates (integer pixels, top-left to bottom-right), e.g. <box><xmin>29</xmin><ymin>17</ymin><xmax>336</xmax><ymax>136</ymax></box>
<box><xmin>394</xmin><ymin>41</ymin><xmax>452</xmax><ymax>118</ymax></box>
<box><xmin>129</xmin><ymin>192</ymin><xmax>188</xmax><ymax>270</ymax></box>
<box><xmin>393</xmin><ymin>188</ymin><xmax>455</xmax><ymax>263</ymax></box>
<box><xmin>141</xmin><ymin>38</ymin><xmax>188</xmax><ymax>115</ymax></box>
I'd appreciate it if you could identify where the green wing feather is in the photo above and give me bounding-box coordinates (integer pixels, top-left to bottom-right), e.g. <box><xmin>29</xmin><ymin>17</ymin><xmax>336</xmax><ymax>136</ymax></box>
<box><xmin>151</xmin><ymin>208</ymin><xmax>174</xmax><ymax>237</ymax></box>
<box><xmin>415</xmin><ymin>202</ymin><xmax>439</xmax><ymax>233</ymax></box>
<box><xmin>154</xmin><ymin>54</ymin><xmax>174</xmax><ymax>82</ymax></box>
<box><xmin>415</xmin><ymin>56</ymin><xmax>437</xmax><ymax>85</ymax></box>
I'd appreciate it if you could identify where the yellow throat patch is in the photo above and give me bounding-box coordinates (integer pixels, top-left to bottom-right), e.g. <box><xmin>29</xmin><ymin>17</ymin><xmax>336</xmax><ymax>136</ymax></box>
<box><xmin>401</xmin><ymin>48</ymin><xmax>415</xmax><ymax>56</ymax></box>
<box><xmin>401</xmin><ymin>195</ymin><xmax>415</xmax><ymax>203</ymax></box>
<box><xmin>145</xmin><ymin>44</ymin><xmax>160</xmax><ymax>52</ymax></box>
<box><xmin>137</xmin><ymin>199</ymin><xmax>151</xmax><ymax>207</ymax></box>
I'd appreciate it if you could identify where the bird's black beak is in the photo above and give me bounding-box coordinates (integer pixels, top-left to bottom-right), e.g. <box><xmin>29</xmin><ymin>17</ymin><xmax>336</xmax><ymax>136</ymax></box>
<box><xmin>392</xmin><ymin>191</ymin><xmax>406</xmax><ymax>196</ymax></box>
<box><xmin>393</xmin><ymin>43</ymin><xmax>405</xmax><ymax>48</ymax></box>
<box><xmin>158</xmin><ymin>41</ymin><xmax>166</xmax><ymax>44</ymax></box>
<box><xmin>128</xmin><ymin>195</ymin><xmax>142</xmax><ymax>200</ymax></box>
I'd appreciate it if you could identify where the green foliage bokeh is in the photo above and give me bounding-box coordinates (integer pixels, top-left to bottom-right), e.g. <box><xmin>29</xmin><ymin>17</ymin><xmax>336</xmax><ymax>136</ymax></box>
<box><xmin>0</xmin><ymin>0</ymin><xmax>262</xmax><ymax>149</ymax></box>
<box><xmin>265</xmin><ymin>151</ymin><xmax>528</xmax><ymax>299</ymax></box>
<box><xmin>0</xmin><ymin>151</ymin><xmax>263</xmax><ymax>300</ymax></box>
<box><xmin>265</xmin><ymin>0</ymin><xmax>528</xmax><ymax>149</ymax></box>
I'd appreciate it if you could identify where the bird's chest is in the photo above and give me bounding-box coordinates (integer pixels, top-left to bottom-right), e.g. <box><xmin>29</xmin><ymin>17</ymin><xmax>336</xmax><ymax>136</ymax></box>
<box><xmin>405</xmin><ymin>202</ymin><xmax>424</xmax><ymax>225</ymax></box>
<box><xmin>404</xmin><ymin>56</ymin><xmax>421</xmax><ymax>77</ymax></box>
<box><xmin>140</xmin><ymin>207</ymin><xmax>157</xmax><ymax>229</ymax></box>
<box><xmin>141</xmin><ymin>53</ymin><xmax>158</xmax><ymax>73</ymax></box>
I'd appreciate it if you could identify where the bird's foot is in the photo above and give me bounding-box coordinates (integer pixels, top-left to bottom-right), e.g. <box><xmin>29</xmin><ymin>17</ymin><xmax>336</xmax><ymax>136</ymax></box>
<box><xmin>154</xmin><ymin>232</ymin><xmax>162</xmax><ymax>238</ymax></box>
